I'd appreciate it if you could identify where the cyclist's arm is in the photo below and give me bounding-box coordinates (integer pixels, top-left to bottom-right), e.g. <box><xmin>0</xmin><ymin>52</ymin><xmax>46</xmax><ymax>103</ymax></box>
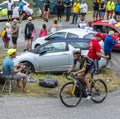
<box><xmin>75</xmin><ymin>67</ymin><xmax>86</xmax><ymax>75</ymax></box>
<box><xmin>68</xmin><ymin>64</ymin><xmax>75</xmax><ymax>74</ymax></box>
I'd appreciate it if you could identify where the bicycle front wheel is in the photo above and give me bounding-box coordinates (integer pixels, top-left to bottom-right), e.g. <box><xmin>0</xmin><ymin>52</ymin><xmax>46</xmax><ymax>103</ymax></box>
<box><xmin>60</xmin><ymin>82</ymin><xmax>82</xmax><ymax>107</ymax></box>
<box><xmin>91</xmin><ymin>79</ymin><xmax>107</xmax><ymax>103</ymax></box>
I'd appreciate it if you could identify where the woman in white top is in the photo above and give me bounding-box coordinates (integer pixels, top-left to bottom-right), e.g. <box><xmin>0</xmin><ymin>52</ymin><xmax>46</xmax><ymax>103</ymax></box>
<box><xmin>80</xmin><ymin>0</ymin><xmax>88</xmax><ymax>20</ymax></box>
<box><xmin>3</xmin><ymin>23</ymin><xmax>11</xmax><ymax>50</ymax></box>
<box><xmin>48</xmin><ymin>20</ymin><xmax>59</xmax><ymax>34</ymax></box>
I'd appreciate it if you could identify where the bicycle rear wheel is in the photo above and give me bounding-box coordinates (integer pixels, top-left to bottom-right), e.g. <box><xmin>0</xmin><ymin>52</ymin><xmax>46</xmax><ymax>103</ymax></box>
<box><xmin>91</xmin><ymin>79</ymin><xmax>107</xmax><ymax>103</ymax></box>
<box><xmin>60</xmin><ymin>82</ymin><xmax>82</xmax><ymax>107</ymax></box>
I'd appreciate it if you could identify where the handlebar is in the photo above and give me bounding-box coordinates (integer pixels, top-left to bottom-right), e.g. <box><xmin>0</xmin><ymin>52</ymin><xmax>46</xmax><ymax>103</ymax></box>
<box><xmin>63</xmin><ymin>72</ymin><xmax>78</xmax><ymax>80</ymax></box>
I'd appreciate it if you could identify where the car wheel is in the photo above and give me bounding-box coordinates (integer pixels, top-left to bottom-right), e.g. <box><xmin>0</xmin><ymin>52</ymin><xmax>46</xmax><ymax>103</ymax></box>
<box><xmin>21</xmin><ymin>61</ymin><xmax>35</xmax><ymax>74</ymax></box>
<box><xmin>35</xmin><ymin>44</ymin><xmax>40</xmax><ymax>49</ymax></box>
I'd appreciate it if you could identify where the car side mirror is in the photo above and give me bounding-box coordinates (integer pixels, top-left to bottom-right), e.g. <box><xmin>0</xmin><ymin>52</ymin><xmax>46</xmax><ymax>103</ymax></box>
<box><xmin>39</xmin><ymin>49</ymin><xmax>47</xmax><ymax>55</ymax></box>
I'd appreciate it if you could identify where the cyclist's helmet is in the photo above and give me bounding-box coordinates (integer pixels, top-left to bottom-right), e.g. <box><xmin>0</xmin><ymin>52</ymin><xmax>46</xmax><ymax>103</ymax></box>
<box><xmin>73</xmin><ymin>49</ymin><xmax>81</xmax><ymax>55</ymax></box>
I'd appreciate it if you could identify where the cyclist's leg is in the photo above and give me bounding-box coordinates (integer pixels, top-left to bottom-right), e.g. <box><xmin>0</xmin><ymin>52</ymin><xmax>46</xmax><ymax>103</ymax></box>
<box><xmin>84</xmin><ymin>74</ymin><xmax>91</xmax><ymax>92</ymax></box>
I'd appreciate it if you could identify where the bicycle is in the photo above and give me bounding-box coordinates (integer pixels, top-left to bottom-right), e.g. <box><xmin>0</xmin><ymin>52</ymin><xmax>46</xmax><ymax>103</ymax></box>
<box><xmin>59</xmin><ymin>72</ymin><xmax>107</xmax><ymax>107</ymax></box>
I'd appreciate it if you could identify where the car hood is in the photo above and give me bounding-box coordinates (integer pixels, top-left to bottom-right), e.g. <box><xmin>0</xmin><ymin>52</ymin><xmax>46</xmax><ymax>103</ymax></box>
<box><xmin>13</xmin><ymin>51</ymin><xmax>35</xmax><ymax>65</ymax></box>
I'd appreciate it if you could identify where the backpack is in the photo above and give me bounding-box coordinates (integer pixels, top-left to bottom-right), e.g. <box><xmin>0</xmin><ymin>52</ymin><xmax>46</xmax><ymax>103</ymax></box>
<box><xmin>39</xmin><ymin>77</ymin><xmax>58</xmax><ymax>88</ymax></box>
<box><xmin>0</xmin><ymin>28</ymin><xmax>7</xmax><ymax>38</ymax></box>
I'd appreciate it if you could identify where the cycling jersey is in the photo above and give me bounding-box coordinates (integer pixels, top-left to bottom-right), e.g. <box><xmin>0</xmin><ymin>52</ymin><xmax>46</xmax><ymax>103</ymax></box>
<box><xmin>74</xmin><ymin>55</ymin><xmax>94</xmax><ymax>75</ymax></box>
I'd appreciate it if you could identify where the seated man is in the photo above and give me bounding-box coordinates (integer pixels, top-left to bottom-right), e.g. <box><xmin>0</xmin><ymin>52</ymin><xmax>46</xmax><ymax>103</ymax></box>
<box><xmin>2</xmin><ymin>49</ymin><xmax>30</xmax><ymax>93</ymax></box>
<box><xmin>67</xmin><ymin>49</ymin><xmax>94</xmax><ymax>99</ymax></box>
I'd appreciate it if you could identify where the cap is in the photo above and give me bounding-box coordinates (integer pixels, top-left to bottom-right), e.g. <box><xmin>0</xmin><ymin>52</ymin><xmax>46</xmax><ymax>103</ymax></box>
<box><xmin>96</xmin><ymin>32</ymin><xmax>102</xmax><ymax>38</ymax></box>
<box><xmin>109</xmin><ymin>31</ymin><xmax>114</xmax><ymax>36</ymax></box>
<box><xmin>7</xmin><ymin>49</ymin><xmax>16</xmax><ymax>56</ymax></box>
<box><xmin>28</xmin><ymin>16</ymin><xmax>32</xmax><ymax>21</ymax></box>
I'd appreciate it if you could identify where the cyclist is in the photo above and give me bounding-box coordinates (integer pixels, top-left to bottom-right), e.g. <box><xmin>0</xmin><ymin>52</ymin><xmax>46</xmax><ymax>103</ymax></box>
<box><xmin>67</xmin><ymin>49</ymin><xmax>94</xmax><ymax>99</ymax></box>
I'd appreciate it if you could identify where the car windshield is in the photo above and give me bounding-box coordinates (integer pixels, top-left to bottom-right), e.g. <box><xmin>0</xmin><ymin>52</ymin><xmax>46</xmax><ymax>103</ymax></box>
<box><xmin>84</xmin><ymin>33</ymin><xmax>96</xmax><ymax>39</ymax></box>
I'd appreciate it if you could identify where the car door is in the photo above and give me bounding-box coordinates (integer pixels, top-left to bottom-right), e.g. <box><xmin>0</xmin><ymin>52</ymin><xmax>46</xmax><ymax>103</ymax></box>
<box><xmin>37</xmin><ymin>41</ymin><xmax>71</xmax><ymax>72</ymax></box>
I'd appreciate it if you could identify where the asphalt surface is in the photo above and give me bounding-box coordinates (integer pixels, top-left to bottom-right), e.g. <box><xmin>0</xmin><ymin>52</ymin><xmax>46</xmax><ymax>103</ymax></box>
<box><xmin>0</xmin><ymin>18</ymin><xmax>120</xmax><ymax>119</ymax></box>
<box><xmin>0</xmin><ymin>87</ymin><xmax>120</xmax><ymax>119</ymax></box>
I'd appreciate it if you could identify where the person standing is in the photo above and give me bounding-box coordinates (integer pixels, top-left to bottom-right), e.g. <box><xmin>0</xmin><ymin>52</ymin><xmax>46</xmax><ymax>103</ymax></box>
<box><xmin>48</xmin><ymin>20</ymin><xmax>59</xmax><ymax>34</ymax></box>
<box><xmin>44</xmin><ymin>0</ymin><xmax>50</xmax><ymax>22</ymax></box>
<box><xmin>2</xmin><ymin>49</ymin><xmax>30</xmax><ymax>93</ymax></box>
<box><xmin>3</xmin><ymin>23</ymin><xmax>11</xmax><ymax>50</ymax></box>
<box><xmin>39</xmin><ymin>24</ymin><xmax>47</xmax><ymax>37</ymax></box>
<box><xmin>92</xmin><ymin>0</ymin><xmax>99</xmax><ymax>20</ymax></box>
<box><xmin>115</xmin><ymin>0</ymin><xmax>120</xmax><ymax>21</ymax></box>
<box><xmin>18</xmin><ymin>0</ymin><xmax>25</xmax><ymax>23</ymax></box>
<box><xmin>80</xmin><ymin>0</ymin><xmax>88</xmax><ymax>21</ymax></box>
<box><xmin>71</xmin><ymin>0</ymin><xmax>80</xmax><ymax>24</ymax></box>
<box><xmin>11</xmin><ymin>19</ymin><xmax>19</xmax><ymax>49</ymax></box>
<box><xmin>57</xmin><ymin>0</ymin><xmax>63</xmax><ymax>22</ymax></box>
<box><xmin>99</xmin><ymin>0</ymin><xmax>106</xmax><ymax>19</ymax></box>
<box><xmin>104</xmin><ymin>31</ymin><xmax>120</xmax><ymax>66</ymax></box>
<box><xmin>65</xmin><ymin>0</ymin><xmax>72</xmax><ymax>22</ymax></box>
<box><xmin>87</xmin><ymin>33</ymin><xmax>109</xmax><ymax>74</ymax></box>
<box><xmin>106</xmin><ymin>0</ymin><xmax>115</xmax><ymax>20</ymax></box>
<box><xmin>24</xmin><ymin>17</ymin><xmax>35</xmax><ymax>51</ymax></box>
<box><xmin>7</xmin><ymin>0</ymin><xmax>14</xmax><ymax>22</ymax></box>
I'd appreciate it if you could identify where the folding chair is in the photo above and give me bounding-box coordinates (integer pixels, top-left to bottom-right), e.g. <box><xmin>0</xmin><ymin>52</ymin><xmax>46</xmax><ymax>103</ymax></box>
<box><xmin>2</xmin><ymin>76</ymin><xmax>15</xmax><ymax>95</ymax></box>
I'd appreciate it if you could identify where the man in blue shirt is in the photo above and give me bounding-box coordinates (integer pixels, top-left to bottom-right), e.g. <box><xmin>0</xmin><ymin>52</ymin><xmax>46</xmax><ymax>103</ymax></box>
<box><xmin>18</xmin><ymin>0</ymin><xmax>25</xmax><ymax>23</ymax></box>
<box><xmin>104</xmin><ymin>31</ymin><xmax>119</xmax><ymax>65</ymax></box>
<box><xmin>2</xmin><ymin>49</ymin><xmax>30</xmax><ymax>93</ymax></box>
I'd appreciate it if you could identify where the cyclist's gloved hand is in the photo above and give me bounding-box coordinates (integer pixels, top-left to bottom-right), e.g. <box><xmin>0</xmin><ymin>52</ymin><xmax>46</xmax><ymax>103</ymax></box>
<box><xmin>70</xmin><ymin>72</ymin><xmax>76</xmax><ymax>77</ymax></box>
<box><xmin>63</xmin><ymin>72</ymin><xmax>69</xmax><ymax>76</ymax></box>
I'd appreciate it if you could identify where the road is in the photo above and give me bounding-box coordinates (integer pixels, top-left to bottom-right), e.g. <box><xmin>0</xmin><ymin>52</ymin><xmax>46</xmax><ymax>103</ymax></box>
<box><xmin>0</xmin><ymin>87</ymin><xmax>120</xmax><ymax>119</ymax></box>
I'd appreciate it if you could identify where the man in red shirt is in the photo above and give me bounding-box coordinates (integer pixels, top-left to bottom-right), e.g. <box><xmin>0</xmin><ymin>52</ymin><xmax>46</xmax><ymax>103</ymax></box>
<box><xmin>87</xmin><ymin>32</ymin><xmax>109</xmax><ymax>73</ymax></box>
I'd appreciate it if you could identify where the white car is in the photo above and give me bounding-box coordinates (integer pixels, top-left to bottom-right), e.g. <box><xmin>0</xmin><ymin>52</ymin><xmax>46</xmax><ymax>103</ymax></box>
<box><xmin>0</xmin><ymin>0</ymin><xmax>33</xmax><ymax>20</ymax></box>
<box><xmin>32</xmin><ymin>28</ymin><xmax>97</xmax><ymax>49</ymax></box>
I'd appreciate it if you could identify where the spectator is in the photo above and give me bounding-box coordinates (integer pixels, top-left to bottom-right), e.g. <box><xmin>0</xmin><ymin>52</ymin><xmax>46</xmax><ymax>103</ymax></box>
<box><xmin>39</xmin><ymin>24</ymin><xmax>47</xmax><ymax>37</ymax></box>
<box><xmin>71</xmin><ymin>0</ymin><xmax>80</xmax><ymax>24</ymax></box>
<box><xmin>109</xmin><ymin>15</ymin><xmax>117</xmax><ymax>24</ymax></box>
<box><xmin>78</xmin><ymin>18</ymin><xmax>86</xmax><ymax>29</ymax></box>
<box><xmin>11</xmin><ymin>19</ymin><xmax>19</xmax><ymax>49</ymax></box>
<box><xmin>85</xmin><ymin>21</ymin><xmax>94</xmax><ymax>31</ymax></box>
<box><xmin>3</xmin><ymin>23</ymin><xmax>11</xmax><ymax>50</ymax></box>
<box><xmin>44</xmin><ymin>0</ymin><xmax>50</xmax><ymax>22</ymax></box>
<box><xmin>65</xmin><ymin>0</ymin><xmax>72</xmax><ymax>22</ymax></box>
<box><xmin>92</xmin><ymin>0</ymin><xmax>99</xmax><ymax>20</ymax></box>
<box><xmin>106</xmin><ymin>0</ymin><xmax>115</xmax><ymax>20</ymax></box>
<box><xmin>115</xmin><ymin>0</ymin><xmax>120</xmax><ymax>21</ymax></box>
<box><xmin>57</xmin><ymin>0</ymin><xmax>63</xmax><ymax>22</ymax></box>
<box><xmin>104</xmin><ymin>31</ymin><xmax>120</xmax><ymax>66</ymax></box>
<box><xmin>2</xmin><ymin>49</ymin><xmax>30</xmax><ymax>93</ymax></box>
<box><xmin>24</xmin><ymin>17</ymin><xmax>35</xmax><ymax>51</ymax></box>
<box><xmin>99</xmin><ymin>0</ymin><xmax>106</xmax><ymax>19</ymax></box>
<box><xmin>18</xmin><ymin>0</ymin><xmax>25</xmax><ymax>23</ymax></box>
<box><xmin>87</xmin><ymin>33</ymin><xmax>109</xmax><ymax>74</ymax></box>
<box><xmin>80</xmin><ymin>0</ymin><xmax>88</xmax><ymax>20</ymax></box>
<box><xmin>48</xmin><ymin>20</ymin><xmax>59</xmax><ymax>34</ymax></box>
<box><xmin>7</xmin><ymin>0</ymin><xmax>14</xmax><ymax>22</ymax></box>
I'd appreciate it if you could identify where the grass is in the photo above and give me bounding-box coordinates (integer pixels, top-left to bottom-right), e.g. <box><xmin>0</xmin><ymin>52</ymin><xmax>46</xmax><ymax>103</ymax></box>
<box><xmin>0</xmin><ymin>62</ymin><xmax>120</xmax><ymax>97</ymax></box>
